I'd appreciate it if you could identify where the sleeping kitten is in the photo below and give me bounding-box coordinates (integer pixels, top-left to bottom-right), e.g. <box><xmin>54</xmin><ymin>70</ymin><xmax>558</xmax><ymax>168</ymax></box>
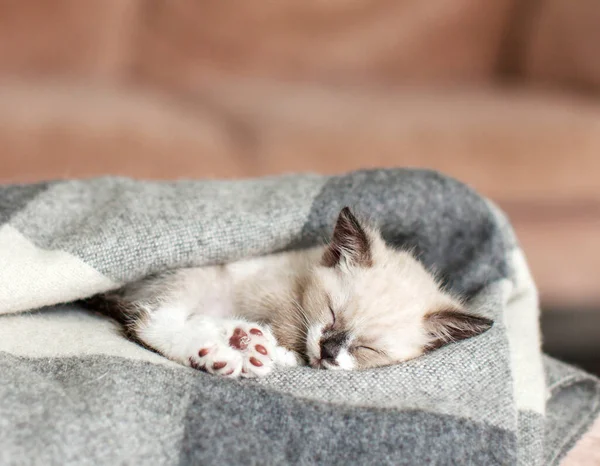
<box><xmin>91</xmin><ymin>207</ymin><xmax>492</xmax><ymax>378</ymax></box>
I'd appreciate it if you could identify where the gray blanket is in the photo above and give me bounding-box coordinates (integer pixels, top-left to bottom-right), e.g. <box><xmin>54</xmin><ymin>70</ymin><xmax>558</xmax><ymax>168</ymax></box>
<box><xmin>0</xmin><ymin>169</ymin><xmax>598</xmax><ymax>466</ymax></box>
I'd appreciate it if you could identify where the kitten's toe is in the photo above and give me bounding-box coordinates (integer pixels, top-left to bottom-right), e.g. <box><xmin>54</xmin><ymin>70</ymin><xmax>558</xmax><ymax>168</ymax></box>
<box><xmin>240</xmin><ymin>336</ymin><xmax>276</xmax><ymax>378</ymax></box>
<box><xmin>190</xmin><ymin>345</ymin><xmax>243</xmax><ymax>377</ymax></box>
<box><xmin>241</xmin><ymin>352</ymin><xmax>274</xmax><ymax>378</ymax></box>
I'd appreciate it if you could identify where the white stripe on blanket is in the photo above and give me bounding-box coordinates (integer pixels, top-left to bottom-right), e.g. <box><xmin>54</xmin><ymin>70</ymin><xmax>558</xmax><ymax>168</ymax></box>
<box><xmin>0</xmin><ymin>225</ymin><xmax>118</xmax><ymax>314</ymax></box>
<box><xmin>504</xmin><ymin>249</ymin><xmax>546</xmax><ymax>414</ymax></box>
<box><xmin>0</xmin><ymin>305</ymin><xmax>173</xmax><ymax>366</ymax></box>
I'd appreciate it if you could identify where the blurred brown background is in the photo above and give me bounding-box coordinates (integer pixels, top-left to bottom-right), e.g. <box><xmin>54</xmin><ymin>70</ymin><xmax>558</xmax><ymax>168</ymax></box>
<box><xmin>0</xmin><ymin>1</ymin><xmax>599</xmax><ymax>366</ymax></box>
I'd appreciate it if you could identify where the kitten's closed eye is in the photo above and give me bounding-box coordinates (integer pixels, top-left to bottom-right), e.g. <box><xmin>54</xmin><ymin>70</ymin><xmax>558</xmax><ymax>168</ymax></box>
<box><xmin>354</xmin><ymin>345</ymin><xmax>379</xmax><ymax>354</ymax></box>
<box><xmin>328</xmin><ymin>304</ymin><xmax>336</xmax><ymax>326</ymax></box>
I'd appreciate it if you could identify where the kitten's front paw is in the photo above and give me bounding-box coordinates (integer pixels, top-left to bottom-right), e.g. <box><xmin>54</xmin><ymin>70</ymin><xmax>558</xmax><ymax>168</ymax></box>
<box><xmin>188</xmin><ymin>323</ymin><xmax>276</xmax><ymax>378</ymax></box>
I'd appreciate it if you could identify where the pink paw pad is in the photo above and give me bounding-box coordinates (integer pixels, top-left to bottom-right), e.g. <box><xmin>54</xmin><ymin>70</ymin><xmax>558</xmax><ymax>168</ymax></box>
<box><xmin>212</xmin><ymin>361</ymin><xmax>227</xmax><ymax>370</ymax></box>
<box><xmin>249</xmin><ymin>357</ymin><xmax>263</xmax><ymax>367</ymax></box>
<box><xmin>249</xmin><ymin>328</ymin><xmax>263</xmax><ymax>336</ymax></box>
<box><xmin>229</xmin><ymin>328</ymin><xmax>250</xmax><ymax>350</ymax></box>
<box><xmin>255</xmin><ymin>344</ymin><xmax>268</xmax><ymax>355</ymax></box>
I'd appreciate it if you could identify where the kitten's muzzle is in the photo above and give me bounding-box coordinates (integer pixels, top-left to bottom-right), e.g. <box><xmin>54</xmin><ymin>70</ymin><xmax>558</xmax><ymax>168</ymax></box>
<box><xmin>319</xmin><ymin>331</ymin><xmax>348</xmax><ymax>364</ymax></box>
<box><xmin>320</xmin><ymin>340</ymin><xmax>340</xmax><ymax>363</ymax></box>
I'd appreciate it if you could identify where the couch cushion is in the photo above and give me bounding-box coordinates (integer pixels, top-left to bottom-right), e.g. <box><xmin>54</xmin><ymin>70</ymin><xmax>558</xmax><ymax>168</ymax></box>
<box><xmin>0</xmin><ymin>0</ymin><xmax>136</xmax><ymax>79</ymax></box>
<box><xmin>129</xmin><ymin>0</ymin><xmax>514</xmax><ymax>88</ymax></box>
<box><xmin>520</xmin><ymin>0</ymin><xmax>600</xmax><ymax>92</ymax></box>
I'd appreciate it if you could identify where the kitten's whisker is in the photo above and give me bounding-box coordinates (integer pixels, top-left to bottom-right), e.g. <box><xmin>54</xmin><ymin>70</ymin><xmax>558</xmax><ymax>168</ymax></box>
<box><xmin>290</xmin><ymin>298</ymin><xmax>310</xmax><ymax>335</ymax></box>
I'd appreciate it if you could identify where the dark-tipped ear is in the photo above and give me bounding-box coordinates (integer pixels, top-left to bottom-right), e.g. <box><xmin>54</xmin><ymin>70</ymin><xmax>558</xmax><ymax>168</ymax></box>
<box><xmin>322</xmin><ymin>207</ymin><xmax>372</xmax><ymax>268</ymax></box>
<box><xmin>425</xmin><ymin>307</ymin><xmax>493</xmax><ymax>351</ymax></box>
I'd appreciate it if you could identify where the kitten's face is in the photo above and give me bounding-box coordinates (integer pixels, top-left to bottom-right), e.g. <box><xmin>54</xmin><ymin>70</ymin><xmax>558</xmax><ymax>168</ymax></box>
<box><xmin>301</xmin><ymin>207</ymin><xmax>492</xmax><ymax>371</ymax></box>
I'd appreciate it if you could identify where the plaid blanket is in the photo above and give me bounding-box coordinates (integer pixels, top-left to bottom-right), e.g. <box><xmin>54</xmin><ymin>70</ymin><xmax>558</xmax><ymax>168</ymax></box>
<box><xmin>0</xmin><ymin>169</ymin><xmax>598</xmax><ymax>465</ymax></box>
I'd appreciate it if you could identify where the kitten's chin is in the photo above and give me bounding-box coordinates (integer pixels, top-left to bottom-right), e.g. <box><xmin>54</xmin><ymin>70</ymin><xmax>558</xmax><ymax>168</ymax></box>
<box><xmin>309</xmin><ymin>358</ymin><xmax>321</xmax><ymax>368</ymax></box>
<box><xmin>321</xmin><ymin>359</ymin><xmax>345</xmax><ymax>371</ymax></box>
<box><xmin>309</xmin><ymin>358</ymin><xmax>335</xmax><ymax>370</ymax></box>
<box><xmin>309</xmin><ymin>350</ymin><xmax>356</xmax><ymax>371</ymax></box>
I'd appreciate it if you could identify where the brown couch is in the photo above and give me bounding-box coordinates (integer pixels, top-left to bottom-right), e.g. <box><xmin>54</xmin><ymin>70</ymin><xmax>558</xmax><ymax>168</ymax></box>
<box><xmin>1</xmin><ymin>1</ymin><xmax>599</xmax><ymax>462</ymax></box>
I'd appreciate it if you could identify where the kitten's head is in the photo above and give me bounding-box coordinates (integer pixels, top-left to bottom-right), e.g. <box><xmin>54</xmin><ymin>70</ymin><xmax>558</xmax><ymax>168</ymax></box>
<box><xmin>301</xmin><ymin>207</ymin><xmax>493</xmax><ymax>370</ymax></box>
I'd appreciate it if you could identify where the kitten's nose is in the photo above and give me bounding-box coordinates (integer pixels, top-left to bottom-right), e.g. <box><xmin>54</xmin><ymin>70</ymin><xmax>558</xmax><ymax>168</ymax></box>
<box><xmin>320</xmin><ymin>338</ymin><xmax>342</xmax><ymax>362</ymax></box>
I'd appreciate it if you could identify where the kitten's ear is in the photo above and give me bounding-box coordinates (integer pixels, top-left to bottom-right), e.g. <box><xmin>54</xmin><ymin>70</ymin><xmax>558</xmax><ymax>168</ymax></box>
<box><xmin>322</xmin><ymin>207</ymin><xmax>372</xmax><ymax>268</ymax></box>
<box><xmin>425</xmin><ymin>306</ymin><xmax>493</xmax><ymax>351</ymax></box>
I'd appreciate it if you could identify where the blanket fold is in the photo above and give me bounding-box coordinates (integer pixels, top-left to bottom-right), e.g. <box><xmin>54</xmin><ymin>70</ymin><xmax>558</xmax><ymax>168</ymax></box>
<box><xmin>0</xmin><ymin>169</ymin><xmax>598</xmax><ymax>465</ymax></box>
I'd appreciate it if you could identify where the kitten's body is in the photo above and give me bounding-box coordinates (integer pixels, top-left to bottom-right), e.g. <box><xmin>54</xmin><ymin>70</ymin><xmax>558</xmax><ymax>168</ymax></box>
<box><xmin>96</xmin><ymin>208</ymin><xmax>492</xmax><ymax>378</ymax></box>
